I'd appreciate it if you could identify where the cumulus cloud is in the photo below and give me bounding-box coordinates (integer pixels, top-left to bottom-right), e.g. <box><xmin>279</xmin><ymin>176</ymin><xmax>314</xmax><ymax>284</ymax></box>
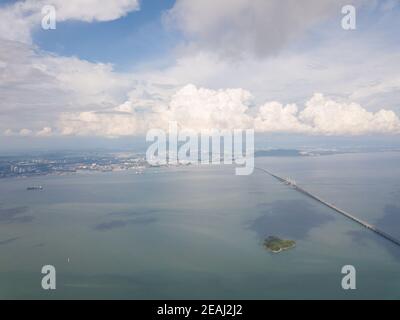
<box><xmin>162</xmin><ymin>84</ymin><xmax>253</xmax><ymax>131</ymax></box>
<box><xmin>57</xmin><ymin>84</ymin><xmax>252</xmax><ymax>136</ymax></box>
<box><xmin>59</xmin><ymin>109</ymin><xmax>140</xmax><ymax>138</ymax></box>
<box><xmin>0</xmin><ymin>1</ymin><xmax>138</xmax><ymax>135</ymax></box>
<box><xmin>58</xmin><ymin>85</ymin><xmax>400</xmax><ymax>137</ymax></box>
<box><xmin>1</xmin><ymin>0</ymin><xmax>399</xmax><ymax>142</ymax></box>
<box><xmin>256</xmin><ymin>93</ymin><xmax>400</xmax><ymax>135</ymax></box>
<box><xmin>36</xmin><ymin>127</ymin><xmax>52</xmax><ymax>137</ymax></box>
<box><xmin>19</xmin><ymin>128</ymin><xmax>33</xmax><ymax>136</ymax></box>
<box><xmin>299</xmin><ymin>94</ymin><xmax>400</xmax><ymax>135</ymax></box>
<box><xmin>166</xmin><ymin>0</ymin><xmax>366</xmax><ymax>58</ymax></box>
<box><xmin>255</xmin><ymin>102</ymin><xmax>309</xmax><ymax>133</ymax></box>
<box><xmin>0</xmin><ymin>39</ymin><xmax>134</xmax><ymax>135</ymax></box>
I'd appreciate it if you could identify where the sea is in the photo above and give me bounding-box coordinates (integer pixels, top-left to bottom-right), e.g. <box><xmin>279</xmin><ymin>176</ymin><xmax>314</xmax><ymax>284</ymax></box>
<box><xmin>0</xmin><ymin>152</ymin><xmax>399</xmax><ymax>299</ymax></box>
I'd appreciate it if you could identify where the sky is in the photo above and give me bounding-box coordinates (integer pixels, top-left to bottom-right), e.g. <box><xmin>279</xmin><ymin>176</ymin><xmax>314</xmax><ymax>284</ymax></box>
<box><xmin>0</xmin><ymin>0</ymin><xmax>399</xmax><ymax>150</ymax></box>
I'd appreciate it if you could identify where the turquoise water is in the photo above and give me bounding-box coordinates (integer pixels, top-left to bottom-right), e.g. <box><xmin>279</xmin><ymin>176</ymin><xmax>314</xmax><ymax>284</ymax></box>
<box><xmin>0</xmin><ymin>152</ymin><xmax>399</xmax><ymax>299</ymax></box>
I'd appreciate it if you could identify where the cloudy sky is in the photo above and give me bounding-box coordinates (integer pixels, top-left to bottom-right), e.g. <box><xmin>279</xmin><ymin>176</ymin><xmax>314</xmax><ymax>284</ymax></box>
<box><xmin>0</xmin><ymin>0</ymin><xmax>399</xmax><ymax>150</ymax></box>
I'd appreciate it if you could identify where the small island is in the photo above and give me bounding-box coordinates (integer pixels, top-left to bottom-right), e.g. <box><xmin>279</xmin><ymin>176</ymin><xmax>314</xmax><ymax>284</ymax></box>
<box><xmin>263</xmin><ymin>236</ymin><xmax>295</xmax><ymax>253</ymax></box>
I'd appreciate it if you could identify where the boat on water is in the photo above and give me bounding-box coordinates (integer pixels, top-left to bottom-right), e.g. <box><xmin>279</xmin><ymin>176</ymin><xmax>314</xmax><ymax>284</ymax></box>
<box><xmin>27</xmin><ymin>186</ymin><xmax>43</xmax><ymax>191</ymax></box>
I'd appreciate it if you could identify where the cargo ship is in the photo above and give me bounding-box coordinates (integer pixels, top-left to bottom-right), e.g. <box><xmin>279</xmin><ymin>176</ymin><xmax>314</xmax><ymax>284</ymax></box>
<box><xmin>27</xmin><ymin>186</ymin><xmax>43</xmax><ymax>191</ymax></box>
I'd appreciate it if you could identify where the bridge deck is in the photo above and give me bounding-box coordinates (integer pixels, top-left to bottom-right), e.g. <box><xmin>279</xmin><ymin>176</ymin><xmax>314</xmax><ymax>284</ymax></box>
<box><xmin>256</xmin><ymin>167</ymin><xmax>400</xmax><ymax>248</ymax></box>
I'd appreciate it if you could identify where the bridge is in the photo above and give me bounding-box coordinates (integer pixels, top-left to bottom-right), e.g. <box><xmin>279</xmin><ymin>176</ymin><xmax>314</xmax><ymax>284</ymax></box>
<box><xmin>255</xmin><ymin>167</ymin><xmax>400</xmax><ymax>248</ymax></box>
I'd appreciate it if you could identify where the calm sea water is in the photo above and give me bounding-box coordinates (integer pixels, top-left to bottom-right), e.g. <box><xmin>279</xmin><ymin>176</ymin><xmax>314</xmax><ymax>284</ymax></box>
<box><xmin>0</xmin><ymin>152</ymin><xmax>399</xmax><ymax>299</ymax></box>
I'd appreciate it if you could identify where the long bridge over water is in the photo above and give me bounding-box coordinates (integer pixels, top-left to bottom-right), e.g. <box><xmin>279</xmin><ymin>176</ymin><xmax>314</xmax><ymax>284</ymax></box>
<box><xmin>255</xmin><ymin>167</ymin><xmax>400</xmax><ymax>248</ymax></box>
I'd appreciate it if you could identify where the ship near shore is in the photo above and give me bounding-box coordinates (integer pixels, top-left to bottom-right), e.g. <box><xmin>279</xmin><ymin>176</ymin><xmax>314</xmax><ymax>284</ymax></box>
<box><xmin>263</xmin><ymin>236</ymin><xmax>296</xmax><ymax>253</ymax></box>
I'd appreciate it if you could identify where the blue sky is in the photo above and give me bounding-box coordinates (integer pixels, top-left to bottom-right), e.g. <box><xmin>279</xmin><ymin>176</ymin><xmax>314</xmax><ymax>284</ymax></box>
<box><xmin>32</xmin><ymin>0</ymin><xmax>177</xmax><ymax>71</ymax></box>
<box><xmin>0</xmin><ymin>0</ymin><xmax>399</xmax><ymax>150</ymax></box>
<box><xmin>27</xmin><ymin>0</ymin><xmax>400</xmax><ymax>72</ymax></box>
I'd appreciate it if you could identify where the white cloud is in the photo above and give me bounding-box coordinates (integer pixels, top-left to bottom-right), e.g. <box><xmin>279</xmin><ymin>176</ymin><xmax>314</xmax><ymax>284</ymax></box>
<box><xmin>255</xmin><ymin>93</ymin><xmax>400</xmax><ymax>135</ymax></box>
<box><xmin>38</xmin><ymin>54</ymin><xmax>133</xmax><ymax>106</ymax></box>
<box><xmin>58</xmin><ymin>85</ymin><xmax>400</xmax><ymax>137</ymax></box>
<box><xmin>255</xmin><ymin>102</ymin><xmax>309</xmax><ymax>133</ymax></box>
<box><xmin>36</xmin><ymin>127</ymin><xmax>52</xmax><ymax>137</ymax></box>
<box><xmin>0</xmin><ymin>39</ymin><xmax>134</xmax><ymax>135</ymax></box>
<box><xmin>58</xmin><ymin>84</ymin><xmax>254</xmax><ymax>137</ymax></box>
<box><xmin>1</xmin><ymin>0</ymin><xmax>399</xmax><ymax>142</ymax></box>
<box><xmin>4</xmin><ymin>129</ymin><xmax>14</xmax><ymax>137</ymax></box>
<box><xmin>59</xmin><ymin>109</ymin><xmax>140</xmax><ymax>138</ymax></box>
<box><xmin>0</xmin><ymin>0</ymin><xmax>139</xmax><ymax>135</ymax></box>
<box><xmin>43</xmin><ymin>0</ymin><xmax>140</xmax><ymax>22</ymax></box>
<box><xmin>350</xmin><ymin>75</ymin><xmax>400</xmax><ymax>102</ymax></box>
<box><xmin>163</xmin><ymin>84</ymin><xmax>253</xmax><ymax>131</ymax></box>
<box><xmin>0</xmin><ymin>4</ymin><xmax>33</xmax><ymax>43</ymax></box>
<box><xmin>299</xmin><ymin>93</ymin><xmax>400</xmax><ymax>135</ymax></box>
<box><xmin>0</xmin><ymin>0</ymin><xmax>140</xmax><ymax>43</ymax></box>
<box><xmin>166</xmin><ymin>0</ymin><xmax>366</xmax><ymax>58</ymax></box>
<box><xmin>19</xmin><ymin>128</ymin><xmax>33</xmax><ymax>136</ymax></box>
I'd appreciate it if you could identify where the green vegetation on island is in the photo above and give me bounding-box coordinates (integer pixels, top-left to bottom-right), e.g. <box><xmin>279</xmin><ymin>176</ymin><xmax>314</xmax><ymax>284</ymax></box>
<box><xmin>263</xmin><ymin>236</ymin><xmax>296</xmax><ymax>253</ymax></box>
